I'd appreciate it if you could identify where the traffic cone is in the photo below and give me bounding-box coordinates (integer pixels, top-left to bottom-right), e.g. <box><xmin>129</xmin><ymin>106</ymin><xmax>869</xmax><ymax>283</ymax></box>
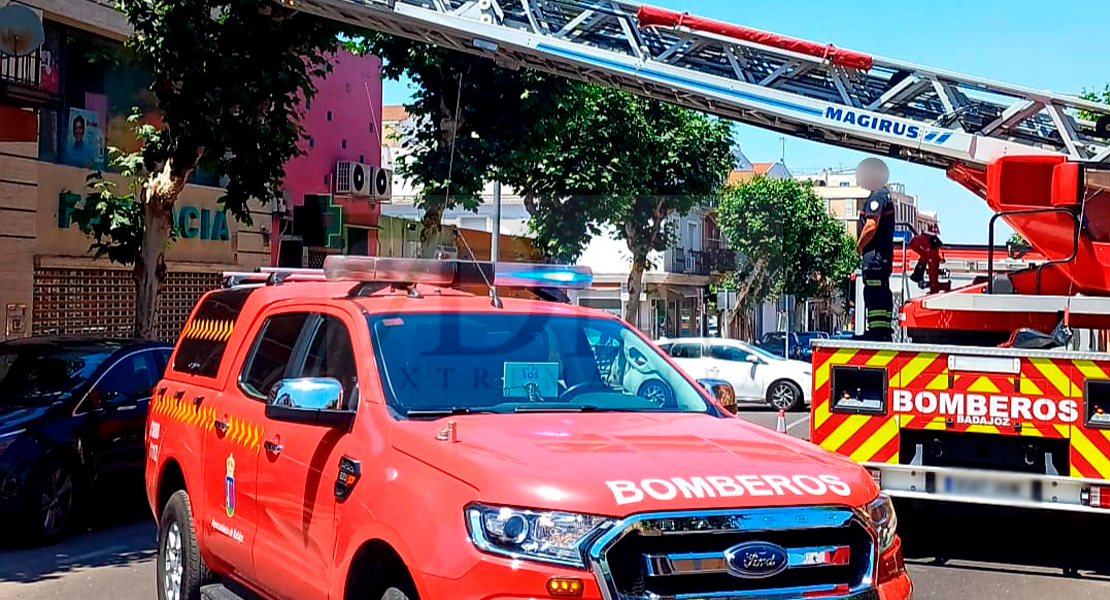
<box><xmin>776</xmin><ymin>409</ymin><xmax>787</xmax><ymax>433</ymax></box>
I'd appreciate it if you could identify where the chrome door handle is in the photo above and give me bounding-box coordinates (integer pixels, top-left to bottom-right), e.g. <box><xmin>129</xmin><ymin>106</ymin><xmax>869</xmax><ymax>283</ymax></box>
<box><xmin>264</xmin><ymin>439</ymin><xmax>283</xmax><ymax>455</ymax></box>
<box><xmin>214</xmin><ymin>417</ymin><xmax>229</xmax><ymax>433</ymax></box>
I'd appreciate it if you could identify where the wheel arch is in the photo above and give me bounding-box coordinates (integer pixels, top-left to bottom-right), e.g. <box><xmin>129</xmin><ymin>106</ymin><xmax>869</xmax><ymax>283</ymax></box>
<box><xmin>343</xmin><ymin>538</ymin><xmax>420</xmax><ymax>600</ymax></box>
<box><xmin>155</xmin><ymin>457</ymin><xmax>188</xmax><ymax>521</ymax></box>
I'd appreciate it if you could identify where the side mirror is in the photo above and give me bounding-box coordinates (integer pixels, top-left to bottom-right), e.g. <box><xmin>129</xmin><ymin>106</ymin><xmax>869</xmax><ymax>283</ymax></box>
<box><xmin>266</xmin><ymin>377</ymin><xmax>353</xmax><ymax>429</ymax></box>
<box><xmin>745</xmin><ymin>355</ymin><xmax>761</xmax><ymax>364</ymax></box>
<box><xmin>697</xmin><ymin>378</ymin><xmax>736</xmax><ymax>411</ymax></box>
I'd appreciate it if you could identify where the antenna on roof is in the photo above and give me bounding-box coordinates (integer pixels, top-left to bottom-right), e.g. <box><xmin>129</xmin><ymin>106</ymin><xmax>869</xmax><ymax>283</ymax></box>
<box><xmin>453</xmin><ymin>229</ymin><xmax>501</xmax><ymax>308</ymax></box>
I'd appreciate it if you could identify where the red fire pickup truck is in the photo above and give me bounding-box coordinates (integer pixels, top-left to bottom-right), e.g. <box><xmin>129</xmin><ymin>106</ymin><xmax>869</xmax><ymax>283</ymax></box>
<box><xmin>144</xmin><ymin>256</ymin><xmax>910</xmax><ymax>600</ymax></box>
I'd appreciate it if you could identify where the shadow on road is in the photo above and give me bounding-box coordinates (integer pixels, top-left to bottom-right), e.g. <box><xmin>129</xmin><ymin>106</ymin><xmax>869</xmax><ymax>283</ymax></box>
<box><xmin>897</xmin><ymin>499</ymin><xmax>1110</xmax><ymax>580</ymax></box>
<box><xmin>0</xmin><ymin>473</ymin><xmax>156</xmax><ymax>584</ymax></box>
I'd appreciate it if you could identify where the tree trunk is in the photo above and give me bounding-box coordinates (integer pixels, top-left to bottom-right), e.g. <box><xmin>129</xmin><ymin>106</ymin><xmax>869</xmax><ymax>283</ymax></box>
<box><xmin>419</xmin><ymin>203</ymin><xmax>444</xmax><ymax>258</ymax></box>
<box><xmin>133</xmin><ymin>160</ymin><xmax>190</xmax><ymax>340</ymax></box>
<box><xmin>625</xmin><ymin>257</ymin><xmax>647</xmax><ymax>330</ymax></box>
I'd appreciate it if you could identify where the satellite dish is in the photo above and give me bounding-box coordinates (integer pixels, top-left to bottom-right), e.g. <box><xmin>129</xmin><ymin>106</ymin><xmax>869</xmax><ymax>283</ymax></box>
<box><xmin>0</xmin><ymin>4</ymin><xmax>45</xmax><ymax>58</ymax></box>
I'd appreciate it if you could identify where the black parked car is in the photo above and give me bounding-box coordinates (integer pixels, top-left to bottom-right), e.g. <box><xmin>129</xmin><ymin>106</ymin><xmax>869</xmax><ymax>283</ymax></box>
<box><xmin>0</xmin><ymin>336</ymin><xmax>172</xmax><ymax>544</ymax></box>
<box><xmin>756</xmin><ymin>331</ymin><xmax>828</xmax><ymax>361</ymax></box>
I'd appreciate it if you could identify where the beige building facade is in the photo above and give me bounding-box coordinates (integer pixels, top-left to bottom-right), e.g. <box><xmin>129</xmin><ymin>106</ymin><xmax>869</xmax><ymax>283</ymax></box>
<box><xmin>796</xmin><ymin>171</ymin><xmax>940</xmax><ymax>237</ymax></box>
<box><xmin>0</xmin><ymin>0</ymin><xmax>269</xmax><ymax>341</ymax></box>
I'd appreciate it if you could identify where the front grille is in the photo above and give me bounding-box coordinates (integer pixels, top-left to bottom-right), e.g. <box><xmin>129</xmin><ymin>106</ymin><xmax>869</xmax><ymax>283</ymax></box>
<box><xmin>588</xmin><ymin>507</ymin><xmax>876</xmax><ymax>600</ymax></box>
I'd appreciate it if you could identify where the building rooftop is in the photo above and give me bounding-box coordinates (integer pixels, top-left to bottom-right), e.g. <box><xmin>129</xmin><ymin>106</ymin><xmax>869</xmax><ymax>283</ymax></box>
<box><xmin>382</xmin><ymin>105</ymin><xmax>410</xmax><ymax>123</ymax></box>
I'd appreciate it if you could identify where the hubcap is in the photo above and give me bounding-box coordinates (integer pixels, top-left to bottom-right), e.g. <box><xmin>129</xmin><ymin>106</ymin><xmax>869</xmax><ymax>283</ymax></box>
<box><xmin>40</xmin><ymin>468</ymin><xmax>73</xmax><ymax>536</ymax></box>
<box><xmin>163</xmin><ymin>521</ymin><xmax>184</xmax><ymax>600</ymax></box>
<box><xmin>772</xmin><ymin>384</ymin><xmax>796</xmax><ymax>409</ymax></box>
<box><xmin>642</xmin><ymin>383</ymin><xmax>666</xmax><ymax>406</ymax></box>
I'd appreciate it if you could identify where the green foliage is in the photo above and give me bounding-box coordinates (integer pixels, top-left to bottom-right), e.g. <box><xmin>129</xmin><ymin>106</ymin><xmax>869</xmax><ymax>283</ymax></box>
<box><xmin>716</xmin><ymin>177</ymin><xmax>856</xmax><ymax>309</ymax></box>
<box><xmin>347</xmin><ymin>33</ymin><xmax>580</xmax><ymax>238</ymax></box>
<box><xmin>119</xmin><ymin>0</ymin><xmax>345</xmax><ymax>223</ymax></box>
<box><xmin>503</xmin><ymin>86</ymin><xmax>733</xmax><ymax>263</ymax></box>
<box><xmin>69</xmin><ymin>109</ymin><xmax>170</xmax><ymax>265</ymax></box>
<box><xmin>1079</xmin><ymin>85</ymin><xmax>1110</xmax><ymax>123</ymax></box>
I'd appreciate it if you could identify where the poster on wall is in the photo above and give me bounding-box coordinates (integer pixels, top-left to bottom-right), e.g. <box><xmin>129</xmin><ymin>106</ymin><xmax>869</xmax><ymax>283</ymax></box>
<box><xmin>61</xmin><ymin>108</ymin><xmax>105</xmax><ymax>170</ymax></box>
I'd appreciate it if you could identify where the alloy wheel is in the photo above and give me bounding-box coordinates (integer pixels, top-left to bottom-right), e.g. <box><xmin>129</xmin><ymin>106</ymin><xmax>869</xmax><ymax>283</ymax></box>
<box><xmin>162</xmin><ymin>521</ymin><xmax>184</xmax><ymax>600</ymax></box>
<box><xmin>40</xmin><ymin>468</ymin><xmax>74</xmax><ymax>536</ymax></box>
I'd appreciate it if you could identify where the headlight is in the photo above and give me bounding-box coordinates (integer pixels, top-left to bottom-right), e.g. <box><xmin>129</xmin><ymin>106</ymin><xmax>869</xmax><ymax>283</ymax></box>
<box><xmin>858</xmin><ymin>493</ymin><xmax>898</xmax><ymax>553</ymax></box>
<box><xmin>465</xmin><ymin>503</ymin><xmax>614</xmax><ymax>568</ymax></box>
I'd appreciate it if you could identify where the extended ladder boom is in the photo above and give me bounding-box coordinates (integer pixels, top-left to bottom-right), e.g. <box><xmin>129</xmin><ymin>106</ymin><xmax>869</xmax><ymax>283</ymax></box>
<box><xmin>286</xmin><ymin>0</ymin><xmax>1110</xmax><ymax>170</ymax></box>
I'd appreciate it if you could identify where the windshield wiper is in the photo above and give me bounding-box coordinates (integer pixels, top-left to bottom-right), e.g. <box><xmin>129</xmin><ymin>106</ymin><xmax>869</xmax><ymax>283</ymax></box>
<box><xmin>405</xmin><ymin>407</ymin><xmax>485</xmax><ymax>418</ymax></box>
<box><xmin>513</xmin><ymin>405</ymin><xmax>624</xmax><ymax>413</ymax></box>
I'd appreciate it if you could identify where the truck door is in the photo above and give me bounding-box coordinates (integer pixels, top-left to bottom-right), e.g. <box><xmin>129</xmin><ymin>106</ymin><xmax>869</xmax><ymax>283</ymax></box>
<box><xmin>252</xmin><ymin>310</ymin><xmax>360</xmax><ymax>600</ymax></box>
<box><xmin>201</xmin><ymin>310</ymin><xmax>310</xmax><ymax>580</ymax></box>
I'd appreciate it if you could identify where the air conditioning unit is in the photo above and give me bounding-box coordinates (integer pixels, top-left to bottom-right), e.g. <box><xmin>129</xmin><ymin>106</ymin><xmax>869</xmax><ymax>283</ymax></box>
<box><xmin>335</xmin><ymin>161</ymin><xmax>372</xmax><ymax>197</ymax></box>
<box><xmin>369</xmin><ymin>166</ymin><xmax>393</xmax><ymax>202</ymax></box>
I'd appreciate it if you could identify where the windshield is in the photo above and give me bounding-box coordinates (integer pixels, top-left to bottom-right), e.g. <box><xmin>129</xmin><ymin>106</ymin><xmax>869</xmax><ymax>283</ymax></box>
<box><xmin>744</xmin><ymin>343</ymin><xmax>785</xmax><ymax>361</ymax></box>
<box><xmin>0</xmin><ymin>346</ymin><xmax>113</xmax><ymax>406</ymax></box>
<box><xmin>368</xmin><ymin>313</ymin><xmax>716</xmax><ymax>417</ymax></box>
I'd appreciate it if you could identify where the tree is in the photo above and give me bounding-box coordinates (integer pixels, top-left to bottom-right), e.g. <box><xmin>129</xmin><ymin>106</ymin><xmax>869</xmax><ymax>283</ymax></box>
<box><xmin>501</xmin><ymin>87</ymin><xmax>733</xmax><ymax>326</ymax></box>
<box><xmin>68</xmin><ymin>1</ymin><xmax>344</xmax><ymax>339</ymax></box>
<box><xmin>716</xmin><ymin>177</ymin><xmax>857</xmax><ymax>336</ymax></box>
<box><xmin>1080</xmin><ymin>84</ymin><xmax>1110</xmax><ymax>122</ymax></box>
<box><xmin>348</xmin><ymin>35</ymin><xmax>579</xmax><ymax>255</ymax></box>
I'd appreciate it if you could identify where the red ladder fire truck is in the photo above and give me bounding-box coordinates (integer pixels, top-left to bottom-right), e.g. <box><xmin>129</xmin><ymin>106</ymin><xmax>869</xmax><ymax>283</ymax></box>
<box><xmin>285</xmin><ymin>0</ymin><xmax>1110</xmax><ymax>536</ymax></box>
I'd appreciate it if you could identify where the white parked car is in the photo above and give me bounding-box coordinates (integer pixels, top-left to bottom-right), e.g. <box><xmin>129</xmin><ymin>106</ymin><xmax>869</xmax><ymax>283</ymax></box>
<box><xmin>654</xmin><ymin>337</ymin><xmax>813</xmax><ymax>411</ymax></box>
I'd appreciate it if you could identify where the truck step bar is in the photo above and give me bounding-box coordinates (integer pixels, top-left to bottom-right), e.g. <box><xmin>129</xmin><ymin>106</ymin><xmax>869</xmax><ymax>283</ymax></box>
<box><xmin>865</xmin><ymin>463</ymin><xmax>1110</xmax><ymax>515</ymax></box>
<box><xmin>288</xmin><ymin>0</ymin><xmax>1110</xmax><ymax>168</ymax></box>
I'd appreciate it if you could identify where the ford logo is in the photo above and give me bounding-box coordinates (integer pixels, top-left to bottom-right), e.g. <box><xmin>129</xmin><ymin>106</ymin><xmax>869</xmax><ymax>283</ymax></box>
<box><xmin>724</xmin><ymin>541</ymin><xmax>789</xmax><ymax>578</ymax></box>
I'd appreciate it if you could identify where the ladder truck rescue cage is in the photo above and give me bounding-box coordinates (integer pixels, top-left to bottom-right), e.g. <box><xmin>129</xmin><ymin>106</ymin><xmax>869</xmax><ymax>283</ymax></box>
<box><xmin>279</xmin><ymin>1</ymin><xmax>1110</xmax><ymax>512</ymax></box>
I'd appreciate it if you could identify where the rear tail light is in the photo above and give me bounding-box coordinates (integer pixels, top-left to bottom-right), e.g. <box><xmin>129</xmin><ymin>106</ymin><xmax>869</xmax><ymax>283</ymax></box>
<box><xmin>1082</xmin><ymin>485</ymin><xmax>1110</xmax><ymax>509</ymax></box>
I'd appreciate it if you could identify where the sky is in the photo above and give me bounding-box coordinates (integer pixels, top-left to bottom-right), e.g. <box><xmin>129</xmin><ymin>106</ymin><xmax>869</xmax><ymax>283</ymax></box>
<box><xmin>380</xmin><ymin>0</ymin><xmax>1109</xmax><ymax>244</ymax></box>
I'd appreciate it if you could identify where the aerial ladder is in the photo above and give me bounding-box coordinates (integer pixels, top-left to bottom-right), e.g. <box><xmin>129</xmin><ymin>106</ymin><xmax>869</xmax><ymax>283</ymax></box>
<box><xmin>283</xmin><ymin>0</ymin><xmax>1110</xmax><ymax>344</ymax></box>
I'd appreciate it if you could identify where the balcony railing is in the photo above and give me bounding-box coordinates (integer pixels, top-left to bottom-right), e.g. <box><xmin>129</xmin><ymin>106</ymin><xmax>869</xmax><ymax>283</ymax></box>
<box><xmin>669</xmin><ymin>248</ymin><xmax>711</xmax><ymax>276</ymax></box>
<box><xmin>1</xmin><ymin>48</ymin><xmax>41</xmax><ymax>88</ymax></box>
<box><xmin>0</xmin><ymin>47</ymin><xmax>50</xmax><ymax>106</ymax></box>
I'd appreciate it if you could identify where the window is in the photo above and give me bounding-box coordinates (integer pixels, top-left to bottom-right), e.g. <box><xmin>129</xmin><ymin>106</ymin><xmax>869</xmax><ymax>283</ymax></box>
<box><xmin>669</xmin><ymin>343</ymin><xmax>703</xmax><ymax>359</ymax></box>
<box><xmin>0</xmin><ymin>345</ymin><xmax>115</xmax><ymax>406</ymax></box>
<box><xmin>327</xmin><ymin>110</ymin><xmax>333</xmax><ymax>121</ymax></box>
<box><xmin>240</xmin><ymin>313</ymin><xmax>310</xmax><ymax>399</ymax></box>
<box><xmin>96</xmin><ymin>352</ymin><xmax>158</xmax><ymax>401</ymax></box>
<box><xmin>298</xmin><ymin>315</ymin><xmax>359</xmax><ymax>410</ymax></box>
<box><xmin>368</xmin><ymin>314</ymin><xmax>717</xmax><ymax>416</ymax></box>
<box><xmin>342</xmin><ymin>139</ymin><xmax>347</xmax><ymax>149</ymax></box>
<box><xmin>707</xmin><ymin>345</ymin><xmax>750</xmax><ymax>362</ymax></box>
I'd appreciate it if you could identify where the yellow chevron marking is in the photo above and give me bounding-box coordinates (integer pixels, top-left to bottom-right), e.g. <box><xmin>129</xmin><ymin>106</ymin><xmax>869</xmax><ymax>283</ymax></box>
<box><xmin>813</xmin><ymin>348</ymin><xmax>858</xmax><ymax>431</ymax></box>
<box><xmin>1030</xmin><ymin>358</ymin><xmax>1075</xmax><ymax>397</ymax></box>
<box><xmin>898</xmin><ymin>353</ymin><xmax>940</xmax><ymax>388</ymax></box>
<box><xmin>924</xmin><ymin>373</ymin><xmax>948</xmax><ymax>390</ymax></box>
<box><xmin>1020</xmin><ymin>423</ymin><xmax>1043</xmax><ymax>437</ymax></box>
<box><xmin>899</xmin><ymin>414</ymin><xmax>915</xmax><ymax>428</ymax></box>
<box><xmin>1074</xmin><ymin>360</ymin><xmax>1108</xmax><ymax>381</ymax></box>
<box><xmin>1055</xmin><ymin>424</ymin><xmax>1071</xmax><ymax>438</ymax></box>
<box><xmin>965</xmin><ymin>424</ymin><xmax>1001</xmax><ymax>434</ymax></box>
<box><xmin>1019</xmin><ymin>377</ymin><xmax>1043</xmax><ymax>396</ymax></box>
<box><xmin>1071</xmin><ymin>428</ymin><xmax>1110</xmax><ymax>478</ymax></box>
<box><xmin>866</xmin><ymin>351</ymin><xmax>898</xmax><ymax>367</ymax></box>
<box><xmin>850</xmin><ymin>417</ymin><xmax>899</xmax><ymax>462</ymax></box>
<box><xmin>924</xmin><ymin>416</ymin><xmax>947</xmax><ymax>430</ymax></box>
<box><xmin>966</xmin><ymin>376</ymin><xmax>1001</xmax><ymax>394</ymax></box>
<box><xmin>819</xmin><ymin>414</ymin><xmax>870</xmax><ymax>453</ymax></box>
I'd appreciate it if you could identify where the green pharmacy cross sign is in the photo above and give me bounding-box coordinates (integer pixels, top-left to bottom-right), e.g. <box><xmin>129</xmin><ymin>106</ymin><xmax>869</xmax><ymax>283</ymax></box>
<box><xmin>58</xmin><ymin>192</ymin><xmax>230</xmax><ymax>242</ymax></box>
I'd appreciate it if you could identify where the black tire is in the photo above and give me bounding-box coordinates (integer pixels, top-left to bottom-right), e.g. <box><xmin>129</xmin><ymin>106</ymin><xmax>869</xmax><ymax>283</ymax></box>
<box><xmin>637</xmin><ymin>379</ymin><xmax>675</xmax><ymax>407</ymax></box>
<box><xmin>157</xmin><ymin>490</ymin><xmax>213</xmax><ymax>600</ymax></box>
<box><xmin>23</xmin><ymin>455</ymin><xmax>81</xmax><ymax>545</ymax></box>
<box><xmin>767</xmin><ymin>380</ymin><xmax>804</xmax><ymax>412</ymax></box>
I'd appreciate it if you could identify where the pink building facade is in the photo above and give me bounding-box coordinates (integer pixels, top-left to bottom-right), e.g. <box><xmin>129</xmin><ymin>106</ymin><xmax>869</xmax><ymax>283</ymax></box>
<box><xmin>274</xmin><ymin>49</ymin><xmax>385</xmax><ymax>266</ymax></box>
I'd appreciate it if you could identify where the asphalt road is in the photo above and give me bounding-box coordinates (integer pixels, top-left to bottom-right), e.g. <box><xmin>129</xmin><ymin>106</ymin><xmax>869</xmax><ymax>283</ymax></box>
<box><xmin>1</xmin><ymin>406</ymin><xmax>1108</xmax><ymax>600</ymax></box>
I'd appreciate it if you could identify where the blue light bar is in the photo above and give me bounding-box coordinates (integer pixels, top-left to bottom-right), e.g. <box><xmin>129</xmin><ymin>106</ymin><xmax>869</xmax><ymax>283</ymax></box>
<box><xmin>494</xmin><ymin>262</ymin><xmax>593</xmax><ymax>290</ymax></box>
